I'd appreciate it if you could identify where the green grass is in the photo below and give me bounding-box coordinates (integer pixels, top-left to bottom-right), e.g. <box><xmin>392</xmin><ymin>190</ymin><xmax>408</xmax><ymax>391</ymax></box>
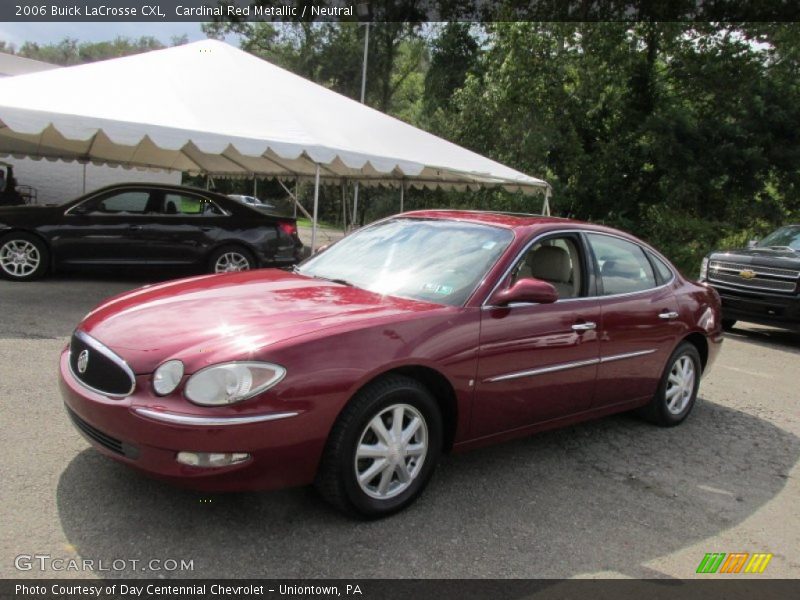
<box><xmin>297</xmin><ymin>217</ymin><xmax>338</xmax><ymax>229</ymax></box>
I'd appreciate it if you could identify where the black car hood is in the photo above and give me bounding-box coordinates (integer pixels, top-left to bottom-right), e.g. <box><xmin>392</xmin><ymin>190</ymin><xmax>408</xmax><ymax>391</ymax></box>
<box><xmin>709</xmin><ymin>248</ymin><xmax>800</xmax><ymax>268</ymax></box>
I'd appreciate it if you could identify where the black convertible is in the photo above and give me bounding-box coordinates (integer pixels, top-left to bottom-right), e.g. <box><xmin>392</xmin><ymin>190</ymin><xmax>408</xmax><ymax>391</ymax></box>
<box><xmin>0</xmin><ymin>183</ymin><xmax>303</xmax><ymax>281</ymax></box>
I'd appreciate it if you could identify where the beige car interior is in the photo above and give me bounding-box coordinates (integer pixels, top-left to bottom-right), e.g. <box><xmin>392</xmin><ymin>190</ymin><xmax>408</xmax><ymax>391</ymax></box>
<box><xmin>514</xmin><ymin>238</ymin><xmax>581</xmax><ymax>299</ymax></box>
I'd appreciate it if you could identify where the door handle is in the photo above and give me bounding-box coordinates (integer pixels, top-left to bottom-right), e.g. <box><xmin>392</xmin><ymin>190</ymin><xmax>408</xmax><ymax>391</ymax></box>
<box><xmin>571</xmin><ymin>321</ymin><xmax>597</xmax><ymax>332</ymax></box>
<box><xmin>128</xmin><ymin>225</ymin><xmax>143</xmax><ymax>231</ymax></box>
<box><xmin>658</xmin><ymin>311</ymin><xmax>679</xmax><ymax>320</ymax></box>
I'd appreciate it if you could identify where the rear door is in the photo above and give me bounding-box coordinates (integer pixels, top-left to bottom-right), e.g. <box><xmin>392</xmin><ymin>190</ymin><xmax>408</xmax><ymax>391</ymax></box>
<box><xmin>472</xmin><ymin>232</ymin><xmax>601</xmax><ymax>437</ymax></box>
<box><xmin>141</xmin><ymin>191</ymin><xmax>226</xmax><ymax>266</ymax></box>
<box><xmin>585</xmin><ymin>233</ymin><xmax>683</xmax><ymax>409</ymax></box>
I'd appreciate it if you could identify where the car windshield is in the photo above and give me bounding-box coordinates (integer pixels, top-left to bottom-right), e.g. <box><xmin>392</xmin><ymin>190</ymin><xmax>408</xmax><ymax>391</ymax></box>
<box><xmin>757</xmin><ymin>226</ymin><xmax>800</xmax><ymax>251</ymax></box>
<box><xmin>297</xmin><ymin>218</ymin><xmax>514</xmax><ymax>306</ymax></box>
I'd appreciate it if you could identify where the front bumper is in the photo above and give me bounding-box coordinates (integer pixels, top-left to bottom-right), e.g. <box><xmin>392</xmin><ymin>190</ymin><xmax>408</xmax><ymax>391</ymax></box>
<box><xmin>59</xmin><ymin>348</ymin><xmax>324</xmax><ymax>492</ymax></box>
<box><xmin>709</xmin><ymin>284</ymin><xmax>800</xmax><ymax>330</ymax></box>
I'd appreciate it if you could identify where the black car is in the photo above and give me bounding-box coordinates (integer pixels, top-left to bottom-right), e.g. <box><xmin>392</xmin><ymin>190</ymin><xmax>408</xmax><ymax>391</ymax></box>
<box><xmin>700</xmin><ymin>225</ymin><xmax>800</xmax><ymax>331</ymax></box>
<box><xmin>0</xmin><ymin>183</ymin><xmax>303</xmax><ymax>281</ymax></box>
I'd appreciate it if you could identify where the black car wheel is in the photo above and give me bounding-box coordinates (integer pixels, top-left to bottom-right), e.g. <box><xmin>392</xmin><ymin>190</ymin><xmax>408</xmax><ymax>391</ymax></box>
<box><xmin>637</xmin><ymin>342</ymin><xmax>701</xmax><ymax>427</ymax></box>
<box><xmin>209</xmin><ymin>246</ymin><xmax>256</xmax><ymax>274</ymax></box>
<box><xmin>315</xmin><ymin>375</ymin><xmax>442</xmax><ymax>518</ymax></box>
<box><xmin>0</xmin><ymin>232</ymin><xmax>48</xmax><ymax>281</ymax></box>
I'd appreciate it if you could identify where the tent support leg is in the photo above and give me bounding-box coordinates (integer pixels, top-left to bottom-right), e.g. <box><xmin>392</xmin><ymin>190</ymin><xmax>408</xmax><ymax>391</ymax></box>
<box><xmin>253</xmin><ymin>177</ymin><xmax>257</xmax><ymax>198</ymax></box>
<box><xmin>311</xmin><ymin>164</ymin><xmax>320</xmax><ymax>253</ymax></box>
<box><xmin>400</xmin><ymin>182</ymin><xmax>404</xmax><ymax>213</ymax></box>
<box><xmin>542</xmin><ymin>186</ymin><xmax>552</xmax><ymax>216</ymax></box>
<box><xmin>278</xmin><ymin>179</ymin><xmax>313</xmax><ymax>221</ymax></box>
<box><xmin>341</xmin><ymin>181</ymin><xmax>347</xmax><ymax>233</ymax></box>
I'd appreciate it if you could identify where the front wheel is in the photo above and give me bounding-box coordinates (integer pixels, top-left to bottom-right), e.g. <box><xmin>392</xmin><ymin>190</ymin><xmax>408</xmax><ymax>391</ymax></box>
<box><xmin>637</xmin><ymin>342</ymin><xmax>701</xmax><ymax>427</ymax></box>
<box><xmin>208</xmin><ymin>246</ymin><xmax>256</xmax><ymax>274</ymax></box>
<box><xmin>315</xmin><ymin>375</ymin><xmax>442</xmax><ymax>518</ymax></box>
<box><xmin>0</xmin><ymin>233</ymin><xmax>49</xmax><ymax>281</ymax></box>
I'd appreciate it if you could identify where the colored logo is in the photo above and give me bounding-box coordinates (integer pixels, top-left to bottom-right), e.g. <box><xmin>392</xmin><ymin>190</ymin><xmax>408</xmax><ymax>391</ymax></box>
<box><xmin>696</xmin><ymin>552</ymin><xmax>773</xmax><ymax>574</ymax></box>
<box><xmin>738</xmin><ymin>269</ymin><xmax>757</xmax><ymax>280</ymax></box>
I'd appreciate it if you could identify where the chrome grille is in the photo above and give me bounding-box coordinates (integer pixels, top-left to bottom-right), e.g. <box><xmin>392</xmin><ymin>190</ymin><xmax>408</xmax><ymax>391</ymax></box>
<box><xmin>708</xmin><ymin>260</ymin><xmax>799</xmax><ymax>294</ymax></box>
<box><xmin>69</xmin><ymin>331</ymin><xmax>135</xmax><ymax>397</ymax></box>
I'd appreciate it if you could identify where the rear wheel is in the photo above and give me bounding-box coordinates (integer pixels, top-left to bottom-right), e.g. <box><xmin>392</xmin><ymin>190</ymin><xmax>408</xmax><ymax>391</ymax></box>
<box><xmin>315</xmin><ymin>375</ymin><xmax>442</xmax><ymax>518</ymax></box>
<box><xmin>637</xmin><ymin>342</ymin><xmax>701</xmax><ymax>427</ymax></box>
<box><xmin>0</xmin><ymin>232</ymin><xmax>49</xmax><ymax>281</ymax></box>
<box><xmin>208</xmin><ymin>246</ymin><xmax>255</xmax><ymax>274</ymax></box>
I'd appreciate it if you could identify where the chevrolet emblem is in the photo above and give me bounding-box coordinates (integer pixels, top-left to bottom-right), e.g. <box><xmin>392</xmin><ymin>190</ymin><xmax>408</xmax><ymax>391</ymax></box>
<box><xmin>739</xmin><ymin>269</ymin><xmax>757</xmax><ymax>280</ymax></box>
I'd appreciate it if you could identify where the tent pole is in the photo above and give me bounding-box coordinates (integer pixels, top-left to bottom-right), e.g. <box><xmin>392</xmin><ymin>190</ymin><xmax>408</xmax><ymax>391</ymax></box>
<box><xmin>341</xmin><ymin>180</ymin><xmax>347</xmax><ymax>232</ymax></box>
<box><xmin>399</xmin><ymin>182</ymin><xmax>404</xmax><ymax>213</ymax></box>
<box><xmin>352</xmin><ymin>183</ymin><xmax>359</xmax><ymax>231</ymax></box>
<box><xmin>82</xmin><ymin>163</ymin><xmax>87</xmax><ymax>194</ymax></box>
<box><xmin>311</xmin><ymin>164</ymin><xmax>320</xmax><ymax>253</ymax></box>
<box><xmin>253</xmin><ymin>177</ymin><xmax>257</xmax><ymax>198</ymax></box>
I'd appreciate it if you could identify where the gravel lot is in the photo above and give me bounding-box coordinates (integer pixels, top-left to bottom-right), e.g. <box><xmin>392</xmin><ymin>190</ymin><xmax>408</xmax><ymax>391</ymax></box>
<box><xmin>1</xmin><ymin>271</ymin><xmax>798</xmax><ymax>580</ymax></box>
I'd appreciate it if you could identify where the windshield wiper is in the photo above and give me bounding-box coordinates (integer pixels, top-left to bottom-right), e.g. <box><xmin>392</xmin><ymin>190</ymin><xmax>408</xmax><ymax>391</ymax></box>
<box><xmin>766</xmin><ymin>245</ymin><xmax>796</xmax><ymax>252</ymax></box>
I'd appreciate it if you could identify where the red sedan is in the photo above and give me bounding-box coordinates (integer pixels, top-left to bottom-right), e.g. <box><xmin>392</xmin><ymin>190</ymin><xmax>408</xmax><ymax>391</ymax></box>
<box><xmin>60</xmin><ymin>211</ymin><xmax>723</xmax><ymax>517</ymax></box>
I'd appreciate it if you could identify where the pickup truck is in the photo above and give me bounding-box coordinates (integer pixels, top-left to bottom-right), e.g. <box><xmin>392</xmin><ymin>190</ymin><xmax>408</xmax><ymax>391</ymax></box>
<box><xmin>699</xmin><ymin>225</ymin><xmax>800</xmax><ymax>331</ymax></box>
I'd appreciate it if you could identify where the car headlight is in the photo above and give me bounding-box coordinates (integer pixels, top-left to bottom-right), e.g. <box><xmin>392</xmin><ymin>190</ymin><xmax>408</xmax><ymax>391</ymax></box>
<box><xmin>184</xmin><ymin>362</ymin><xmax>286</xmax><ymax>406</ymax></box>
<box><xmin>699</xmin><ymin>256</ymin><xmax>709</xmax><ymax>281</ymax></box>
<box><xmin>153</xmin><ymin>360</ymin><xmax>184</xmax><ymax>396</ymax></box>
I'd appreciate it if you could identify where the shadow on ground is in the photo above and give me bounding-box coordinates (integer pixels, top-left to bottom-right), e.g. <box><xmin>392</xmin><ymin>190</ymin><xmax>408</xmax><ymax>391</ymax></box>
<box><xmin>724</xmin><ymin>324</ymin><xmax>800</xmax><ymax>354</ymax></box>
<box><xmin>56</xmin><ymin>399</ymin><xmax>798</xmax><ymax>578</ymax></box>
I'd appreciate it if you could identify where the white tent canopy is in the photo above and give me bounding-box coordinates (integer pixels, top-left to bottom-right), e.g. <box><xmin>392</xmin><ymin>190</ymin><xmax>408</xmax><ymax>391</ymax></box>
<box><xmin>0</xmin><ymin>39</ymin><xmax>548</xmax><ymax>196</ymax></box>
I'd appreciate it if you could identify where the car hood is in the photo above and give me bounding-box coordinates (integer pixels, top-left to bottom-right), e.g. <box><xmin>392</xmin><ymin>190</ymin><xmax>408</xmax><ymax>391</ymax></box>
<box><xmin>709</xmin><ymin>248</ymin><xmax>800</xmax><ymax>268</ymax></box>
<box><xmin>79</xmin><ymin>269</ymin><xmax>446</xmax><ymax>374</ymax></box>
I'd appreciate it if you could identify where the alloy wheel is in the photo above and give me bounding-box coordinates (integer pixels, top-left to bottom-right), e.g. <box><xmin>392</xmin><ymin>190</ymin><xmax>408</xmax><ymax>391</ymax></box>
<box><xmin>0</xmin><ymin>239</ymin><xmax>40</xmax><ymax>278</ymax></box>
<box><xmin>214</xmin><ymin>251</ymin><xmax>250</xmax><ymax>273</ymax></box>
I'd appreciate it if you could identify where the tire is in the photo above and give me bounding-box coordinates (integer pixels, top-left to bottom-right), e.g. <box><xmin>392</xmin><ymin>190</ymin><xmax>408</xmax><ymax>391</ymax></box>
<box><xmin>208</xmin><ymin>245</ymin><xmax>256</xmax><ymax>274</ymax></box>
<box><xmin>315</xmin><ymin>375</ymin><xmax>443</xmax><ymax>518</ymax></box>
<box><xmin>637</xmin><ymin>342</ymin><xmax>702</xmax><ymax>427</ymax></box>
<box><xmin>721</xmin><ymin>319</ymin><xmax>737</xmax><ymax>331</ymax></box>
<box><xmin>0</xmin><ymin>232</ymin><xmax>49</xmax><ymax>281</ymax></box>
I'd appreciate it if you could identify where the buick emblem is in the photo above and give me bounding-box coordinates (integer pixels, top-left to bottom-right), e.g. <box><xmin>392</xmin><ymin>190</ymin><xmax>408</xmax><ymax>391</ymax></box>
<box><xmin>77</xmin><ymin>350</ymin><xmax>90</xmax><ymax>374</ymax></box>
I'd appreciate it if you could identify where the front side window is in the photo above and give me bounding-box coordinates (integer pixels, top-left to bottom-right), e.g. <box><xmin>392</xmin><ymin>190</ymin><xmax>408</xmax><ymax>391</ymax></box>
<box><xmin>587</xmin><ymin>233</ymin><xmax>657</xmax><ymax>295</ymax></box>
<box><xmin>298</xmin><ymin>218</ymin><xmax>514</xmax><ymax>306</ymax></box>
<box><xmin>92</xmin><ymin>191</ymin><xmax>151</xmax><ymax>214</ymax></box>
<box><xmin>509</xmin><ymin>236</ymin><xmax>584</xmax><ymax>299</ymax></box>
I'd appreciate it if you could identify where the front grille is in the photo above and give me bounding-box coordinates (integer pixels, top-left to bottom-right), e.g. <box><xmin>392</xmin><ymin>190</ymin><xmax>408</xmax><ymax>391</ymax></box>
<box><xmin>66</xmin><ymin>406</ymin><xmax>139</xmax><ymax>459</ymax></box>
<box><xmin>69</xmin><ymin>331</ymin><xmax>135</xmax><ymax>397</ymax></box>
<box><xmin>708</xmin><ymin>260</ymin><xmax>799</xmax><ymax>295</ymax></box>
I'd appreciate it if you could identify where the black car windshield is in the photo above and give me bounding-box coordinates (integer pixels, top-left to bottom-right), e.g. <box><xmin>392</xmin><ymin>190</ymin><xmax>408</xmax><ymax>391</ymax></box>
<box><xmin>298</xmin><ymin>218</ymin><xmax>514</xmax><ymax>306</ymax></box>
<box><xmin>757</xmin><ymin>226</ymin><xmax>800</xmax><ymax>251</ymax></box>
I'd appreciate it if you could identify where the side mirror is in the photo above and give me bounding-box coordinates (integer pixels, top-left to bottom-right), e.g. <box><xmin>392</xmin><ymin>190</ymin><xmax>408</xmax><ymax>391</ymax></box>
<box><xmin>747</xmin><ymin>239</ymin><xmax>758</xmax><ymax>249</ymax></box>
<box><xmin>489</xmin><ymin>278</ymin><xmax>558</xmax><ymax>306</ymax></box>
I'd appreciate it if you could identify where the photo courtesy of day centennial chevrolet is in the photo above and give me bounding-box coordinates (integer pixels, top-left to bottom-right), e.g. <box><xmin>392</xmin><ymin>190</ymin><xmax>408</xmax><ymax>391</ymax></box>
<box><xmin>61</xmin><ymin>211</ymin><xmax>723</xmax><ymax>517</ymax></box>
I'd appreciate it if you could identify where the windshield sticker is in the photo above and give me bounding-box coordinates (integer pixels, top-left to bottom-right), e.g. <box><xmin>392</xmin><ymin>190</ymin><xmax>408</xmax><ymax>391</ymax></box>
<box><xmin>422</xmin><ymin>283</ymin><xmax>454</xmax><ymax>295</ymax></box>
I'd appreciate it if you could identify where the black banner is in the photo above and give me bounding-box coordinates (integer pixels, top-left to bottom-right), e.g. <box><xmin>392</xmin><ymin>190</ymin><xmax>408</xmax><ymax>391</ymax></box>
<box><xmin>3</xmin><ymin>579</ymin><xmax>800</xmax><ymax>600</ymax></box>
<box><xmin>2</xmin><ymin>1</ymin><xmax>800</xmax><ymax>23</ymax></box>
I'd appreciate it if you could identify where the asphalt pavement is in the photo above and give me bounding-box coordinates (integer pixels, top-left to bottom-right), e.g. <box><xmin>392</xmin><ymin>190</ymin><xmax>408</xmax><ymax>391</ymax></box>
<box><xmin>1</xmin><ymin>272</ymin><xmax>798</xmax><ymax>579</ymax></box>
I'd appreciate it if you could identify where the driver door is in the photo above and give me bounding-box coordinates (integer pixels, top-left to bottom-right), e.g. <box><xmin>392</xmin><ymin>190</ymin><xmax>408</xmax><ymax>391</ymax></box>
<box><xmin>472</xmin><ymin>233</ymin><xmax>601</xmax><ymax>437</ymax></box>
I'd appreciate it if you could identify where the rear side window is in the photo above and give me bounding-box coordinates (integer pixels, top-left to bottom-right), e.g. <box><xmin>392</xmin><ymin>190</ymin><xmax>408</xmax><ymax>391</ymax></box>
<box><xmin>647</xmin><ymin>252</ymin><xmax>674</xmax><ymax>284</ymax></box>
<box><xmin>164</xmin><ymin>193</ymin><xmax>225</xmax><ymax>216</ymax></box>
<box><xmin>587</xmin><ymin>233</ymin><xmax>657</xmax><ymax>295</ymax></box>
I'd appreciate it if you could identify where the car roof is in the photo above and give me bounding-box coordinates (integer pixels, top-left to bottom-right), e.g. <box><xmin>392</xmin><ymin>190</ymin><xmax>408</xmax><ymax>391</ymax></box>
<box><xmin>400</xmin><ymin>209</ymin><xmax>582</xmax><ymax>230</ymax></box>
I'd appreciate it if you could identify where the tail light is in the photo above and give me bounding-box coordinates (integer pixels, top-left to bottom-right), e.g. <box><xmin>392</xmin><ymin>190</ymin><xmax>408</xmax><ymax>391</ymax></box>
<box><xmin>278</xmin><ymin>221</ymin><xmax>297</xmax><ymax>237</ymax></box>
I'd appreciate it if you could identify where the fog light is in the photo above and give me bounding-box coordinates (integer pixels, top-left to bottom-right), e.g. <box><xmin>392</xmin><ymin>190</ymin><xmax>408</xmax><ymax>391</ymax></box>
<box><xmin>176</xmin><ymin>451</ymin><xmax>250</xmax><ymax>468</ymax></box>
